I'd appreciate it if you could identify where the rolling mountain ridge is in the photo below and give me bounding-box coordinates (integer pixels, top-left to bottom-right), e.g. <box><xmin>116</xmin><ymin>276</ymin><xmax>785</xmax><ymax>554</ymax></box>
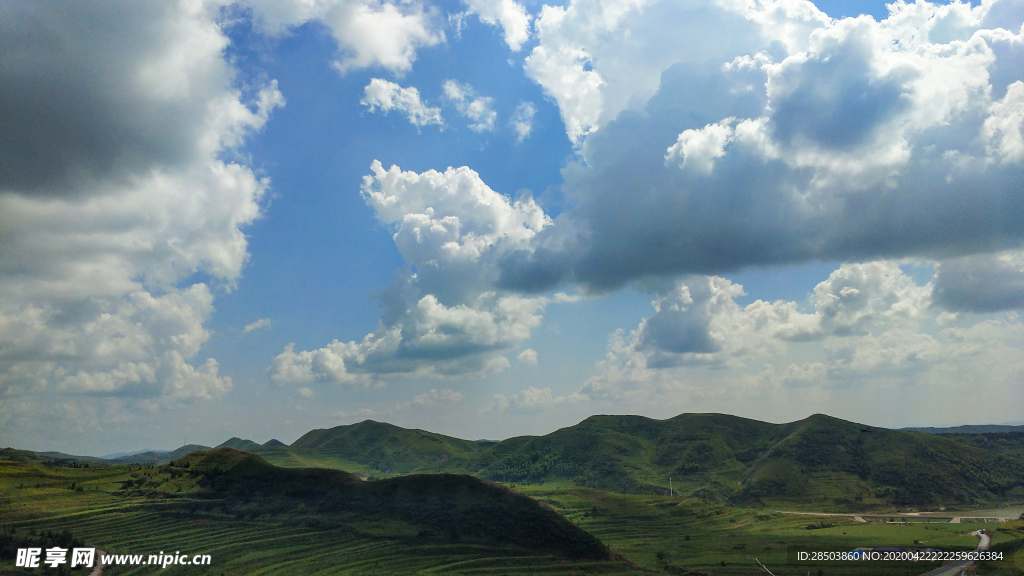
<box><xmin>266</xmin><ymin>413</ymin><xmax>1024</xmax><ymax>507</ymax></box>
<box><xmin>25</xmin><ymin>412</ymin><xmax>1024</xmax><ymax>508</ymax></box>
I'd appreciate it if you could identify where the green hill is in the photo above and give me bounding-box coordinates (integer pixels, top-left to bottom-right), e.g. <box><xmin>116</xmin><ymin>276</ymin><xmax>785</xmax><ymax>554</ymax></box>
<box><xmin>157</xmin><ymin>448</ymin><xmax>613</xmax><ymax>561</ymax></box>
<box><xmin>0</xmin><ymin>448</ymin><xmax>638</xmax><ymax>574</ymax></box>
<box><xmin>259</xmin><ymin>413</ymin><xmax>1024</xmax><ymax>508</ymax></box>
<box><xmin>941</xmin><ymin>432</ymin><xmax>1024</xmax><ymax>461</ymax></box>
<box><xmin>0</xmin><ymin>448</ymin><xmax>105</xmax><ymax>466</ymax></box>
<box><xmin>458</xmin><ymin>413</ymin><xmax>778</xmax><ymax>496</ymax></box>
<box><xmin>289</xmin><ymin>419</ymin><xmax>490</xmax><ymax>473</ymax></box>
<box><xmin>905</xmin><ymin>424</ymin><xmax>1024</xmax><ymax>434</ymax></box>
<box><xmin>216</xmin><ymin>437</ymin><xmax>263</xmax><ymax>451</ymax></box>
<box><xmin>34</xmin><ymin>412</ymin><xmax>1024</xmax><ymax>509</ymax></box>
<box><xmin>733</xmin><ymin>414</ymin><xmax>1024</xmax><ymax>506</ymax></box>
<box><xmin>104</xmin><ymin>444</ymin><xmax>211</xmax><ymax>464</ymax></box>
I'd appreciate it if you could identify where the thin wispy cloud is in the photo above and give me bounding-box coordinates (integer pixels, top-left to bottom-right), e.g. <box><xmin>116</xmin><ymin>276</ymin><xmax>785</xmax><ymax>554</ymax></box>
<box><xmin>443</xmin><ymin>80</ymin><xmax>497</xmax><ymax>132</ymax></box>
<box><xmin>511</xmin><ymin>102</ymin><xmax>536</xmax><ymax>142</ymax></box>
<box><xmin>243</xmin><ymin>318</ymin><xmax>272</xmax><ymax>333</ymax></box>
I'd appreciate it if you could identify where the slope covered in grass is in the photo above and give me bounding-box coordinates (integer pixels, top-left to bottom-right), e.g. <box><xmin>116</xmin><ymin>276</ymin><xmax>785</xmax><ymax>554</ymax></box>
<box><xmin>103</xmin><ymin>444</ymin><xmax>212</xmax><ymax>465</ymax></box>
<box><xmin>34</xmin><ymin>412</ymin><xmax>1024</xmax><ymax>509</ymax></box>
<box><xmin>942</xmin><ymin>432</ymin><xmax>1024</xmax><ymax>462</ymax></box>
<box><xmin>735</xmin><ymin>414</ymin><xmax>1024</xmax><ymax>506</ymax></box>
<box><xmin>161</xmin><ymin>448</ymin><xmax>614</xmax><ymax>561</ymax></box>
<box><xmin>214</xmin><ymin>437</ymin><xmax>263</xmax><ymax>451</ymax></box>
<box><xmin>266</xmin><ymin>413</ymin><xmax>1024</xmax><ymax>507</ymax></box>
<box><xmin>289</xmin><ymin>419</ymin><xmax>489</xmax><ymax>473</ymax></box>
<box><xmin>0</xmin><ymin>453</ymin><xmax>636</xmax><ymax>575</ymax></box>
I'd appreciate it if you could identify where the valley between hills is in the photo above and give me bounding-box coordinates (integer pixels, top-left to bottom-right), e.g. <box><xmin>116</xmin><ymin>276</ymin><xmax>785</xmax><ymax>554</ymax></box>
<box><xmin>3</xmin><ymin>413</ymin><xmax>1024</xmax><ymax>575</ymax></box>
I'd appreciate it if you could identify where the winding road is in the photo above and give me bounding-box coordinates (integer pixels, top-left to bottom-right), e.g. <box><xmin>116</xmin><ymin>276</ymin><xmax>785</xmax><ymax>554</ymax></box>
<box><xmin>917</xmin><ymin>531</ymin><xmax>990</xmax><ymax>576</ymax></box>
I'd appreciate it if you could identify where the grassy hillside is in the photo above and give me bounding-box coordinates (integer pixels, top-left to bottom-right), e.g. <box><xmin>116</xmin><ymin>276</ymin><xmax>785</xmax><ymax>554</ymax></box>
<box><xmin>907</xmin><ymin>425</ymin><xmax>1024</xmax><ymax>434</ymax></box>
<box><xmin>214</xmin><ymin>437</ymin><xmax>263</xmax><ymax>451</ymax></box>
<box><xmin>261</xmin><ymin>413</ymin><xmax>1024</xmax><ymax>508</ymax></box>
<box><xmin>25</xmin><ymin>412</ymin><xmax>1024</xmax><ymax>509</ymax></box>
<box><xmin>289</xmin><ymin>420</ymin><xmax>488</xmax><ymax>473</ymax></box>
<box><xmin>943</xmin><ymin>432</ymin><xmax>1024</xmax><ymax>462</ymax></box>
<box><xmin>517</xmin><ymin>485</ymin><xmax>1024</xmax><ymax>575</ymax></box>
<box><xmin>104</xmin><ymin>444</ymin><xmax>212</xmax><ymax>465</ymax></box>
<box><xmin>7</xmin><ymin>449</ymin><xmax>1022</xmax><ymax>576</ymax></box>
<box><xmin>0</xmin><ymin>449</ymin><xmax>634</xmax><ymax>575</ymax></box>
<box><xmin>734</xmin><ymin>414</ymin><xmax>1024</xmax><ymax>506</ymax></box>
<box><xmin>4</xmin><ymin>449</ymin><xmax>1023</xmax><ymax>575</ymax></box>
<box><xmin>464</xmin><ymin>413</ymin><xmax>784</xmax><ymax>495</ymax></box>
<box><xmin>164</xmin><ymin>448</ymin><xmax>613</xmax><ymax>561</ymax></box>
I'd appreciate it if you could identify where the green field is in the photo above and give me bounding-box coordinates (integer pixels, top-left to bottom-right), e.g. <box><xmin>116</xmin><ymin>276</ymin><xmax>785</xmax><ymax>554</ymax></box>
<box><xmin>0</xmin><ymin>451</ymin><xmax>636</xmax><ymax>575</ymax></box>
<box><xmin>518</xmin><ymin>485</ymin><xmax>1024</xmax><ymax>575</ymax></box>
<box><xmin>3</xmin><ymin>451</ymin><xmax>1023</xmax><ymax>575</ymax></box>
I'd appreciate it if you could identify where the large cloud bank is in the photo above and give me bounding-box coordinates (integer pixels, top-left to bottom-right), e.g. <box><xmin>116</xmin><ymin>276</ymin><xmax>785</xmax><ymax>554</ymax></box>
<box><xmin>494</xmin><ymin>262</ymin><xmax>1022</xmax><ymax>421</ymax></box>
<box><xmin>0</xmin><ymin>1</ymin><xmax>283</xmax><ymax>406</ymax></box>
<box><xmin>275</xmin><ymin>0</ymin><xmax>1024</xmax><ymax>397</ymax></box>
<box><xmin>0</xmin><ymin>0</ymin><xmax>460</xmax><ymax>420</ymax></box>
<box><xmin>504</xmin><ymin>0</ymin><xmax>1024</xmax><ymax>299</ymax></box>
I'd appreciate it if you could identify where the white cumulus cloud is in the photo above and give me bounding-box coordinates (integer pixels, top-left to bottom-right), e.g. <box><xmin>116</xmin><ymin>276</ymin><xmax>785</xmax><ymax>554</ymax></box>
<box><xmin>0</xmin><ymin>0</ymin><xmax>284</xmax><ymax>407</ymax></box>
<box><xmin>242</xmin><ymin>0</ymin><xmax>445</xmax><ymax>74</ymax></box>
<box><xmin>461</xmin><ymin>0</ymin><xmax>532</xmax><ymax>51</ymax></box>
<box><xmin>517</xmin><ymin>348</ymin><xmax>538</xmax><ymax>365</ymax></box>
<box><xmin>270</xmin><ymin>161</ymin><xmax>564</xmax><ymax>384</ymax></box>
<box><xmin>500</xmin><ymin>0</ymin><xmax>1024</xmax><ymax>298</ymax></box>
<box><xmin>524</xmin><ymin>0</ymin><xmax>763</xmax><ymax>143</ymax></box>
<box><xmin>361</xmin><ymin>78</ymin><xmax>444</xmax><ymax>126</ymax></box>
<box><xmin>581</xmin><ymin>261</ymin><xmax>1023</xmax><ymax>405</ymax></box>
<box><xmin>665</xmin><ymin>118</ymin><xmax>736</xmax><ymax>174</ymax></box>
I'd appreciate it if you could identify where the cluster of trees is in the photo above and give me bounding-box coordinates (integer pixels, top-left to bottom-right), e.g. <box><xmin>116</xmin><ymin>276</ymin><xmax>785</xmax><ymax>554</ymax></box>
<box><xmin>0</xmin><ymin>528</ymin><xmax>85</xmax><ymax>575</ymax></box>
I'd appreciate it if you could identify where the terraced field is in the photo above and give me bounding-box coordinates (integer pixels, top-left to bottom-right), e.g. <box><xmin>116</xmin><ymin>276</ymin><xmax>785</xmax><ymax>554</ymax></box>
<box><xmin>518</xmin><ymin>486</ymin><xmax>1024</xmax><ymax>575</ymax></box>
<box><xmin>0</xmin><ymin>454</ymin><xmax>638</xmax><ymax>575</ymax></box>
<box><xmin>7</xmin><ymin>506</ymin><xmax>638</xmax><ymax>575</ymax></box>
<box><xmin>21</xmin><ymin>508</ymin><xmax>633</xmax><ymax>575</ymax></box>
<box><xmin>3</xmin><ymin>452</ymin><xmax>1023</xmax><ymax>575</ymax></box>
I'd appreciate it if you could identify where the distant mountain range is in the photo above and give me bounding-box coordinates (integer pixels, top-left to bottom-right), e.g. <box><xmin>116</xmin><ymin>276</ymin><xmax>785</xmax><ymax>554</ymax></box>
<box><xmin>904</xmin><ymin>425</ymin><xmax>1024</xmax><ymax>434</ymax></box>
<box><xmin>14</xmin><ymin>413</ymin><xmax>1024</xmax><ymax>508</ymax></box>
<box><xmin>100</xmin><ymin>449</ymin><xmax>165</xmax><ymax>459</ymax></box>
<box><xmin>216</xmin><ymin>437</ymin><xmax>288</xmax><ymax>451</ymax></box>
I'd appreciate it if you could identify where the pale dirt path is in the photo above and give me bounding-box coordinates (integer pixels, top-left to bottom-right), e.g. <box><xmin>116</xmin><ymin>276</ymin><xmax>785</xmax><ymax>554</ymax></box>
<box><xmin>778</xmin><ymin>510</ymin><xmax>961</xmax><ymax>523</ymax></box>
<box><xmin>87</xmin><ymin>550</ymin><xmax>106</xmax><ymax>576</ymax></box>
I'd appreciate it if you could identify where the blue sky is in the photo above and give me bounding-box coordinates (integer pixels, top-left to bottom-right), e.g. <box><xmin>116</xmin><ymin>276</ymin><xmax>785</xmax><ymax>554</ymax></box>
<box><xmin>1</xmin><ymin>0</ymin><xmax>1022</xmax><ymax>455</ymax></box>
